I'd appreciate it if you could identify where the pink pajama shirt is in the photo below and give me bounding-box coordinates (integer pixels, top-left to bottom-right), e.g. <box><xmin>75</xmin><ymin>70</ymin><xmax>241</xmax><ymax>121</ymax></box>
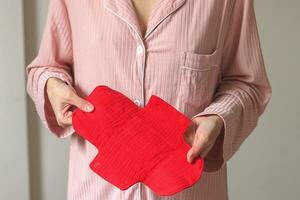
<box><xmin>26</xmin><ymin>0</ymin><xmax>272</xmax><ymax>199</ymax></box>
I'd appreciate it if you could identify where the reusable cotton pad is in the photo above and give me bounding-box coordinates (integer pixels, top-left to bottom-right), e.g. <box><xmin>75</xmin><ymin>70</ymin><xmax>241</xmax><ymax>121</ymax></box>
<box><xmin>72</xmin><ymin>85</ymin><xmax>204</xmax><ymax>196</ymax></box>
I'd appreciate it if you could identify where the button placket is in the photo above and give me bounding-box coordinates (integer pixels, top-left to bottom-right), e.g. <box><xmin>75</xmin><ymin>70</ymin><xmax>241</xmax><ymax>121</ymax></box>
<box><xmin>135</xmin><ymin>41</ymin><xmax>146</xmax><ymax>108</ymax></box>
<box><xmin>134</xmin><ymin>39</ymin><xmax>146</xmax><ymax>200</ymax></box>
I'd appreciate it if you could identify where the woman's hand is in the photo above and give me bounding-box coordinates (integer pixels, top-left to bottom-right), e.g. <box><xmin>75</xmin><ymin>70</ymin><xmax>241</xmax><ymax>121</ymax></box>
<box><xmin>184</xmin><ymin>114</ymin><xmax>224</xmax><ymax>163</ymax></box>
<box><xmin>46</xmin><ymin>77</ymin><xmax>94</xmax><ymax>128</ymax></box>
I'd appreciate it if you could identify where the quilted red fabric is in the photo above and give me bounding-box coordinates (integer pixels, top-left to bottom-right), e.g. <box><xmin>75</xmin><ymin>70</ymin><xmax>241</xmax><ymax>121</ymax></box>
<box><xmin>72</xmin><ymin>85</ymin><xmax>204</xmax><ymax>196</ymax></box>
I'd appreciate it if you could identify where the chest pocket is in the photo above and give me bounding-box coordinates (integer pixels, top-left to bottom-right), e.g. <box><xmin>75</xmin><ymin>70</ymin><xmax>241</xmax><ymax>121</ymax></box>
<box><xmin>175</xmin><ymin>49</ymin><xmax>223</xmax><ymax>117</ymax></box>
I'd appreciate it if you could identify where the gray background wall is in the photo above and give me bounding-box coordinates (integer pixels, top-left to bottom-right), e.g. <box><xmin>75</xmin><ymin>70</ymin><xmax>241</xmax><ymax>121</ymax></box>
<box><xmin>0</xmin><ymin>0</ymin><xmax>299</xmax><ymax>199</ymax></box>
<box><xmin>0</xmin><ymin>0</ymin><xmax>29</xmax><ymax>200</ymax></box>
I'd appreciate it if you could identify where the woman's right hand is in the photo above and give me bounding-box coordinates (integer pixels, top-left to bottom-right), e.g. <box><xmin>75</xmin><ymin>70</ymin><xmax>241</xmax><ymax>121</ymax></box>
<box><xmin>46</xmin><ymin>77</ymin><xmax>94</xmax><ymax>128</ymax></box>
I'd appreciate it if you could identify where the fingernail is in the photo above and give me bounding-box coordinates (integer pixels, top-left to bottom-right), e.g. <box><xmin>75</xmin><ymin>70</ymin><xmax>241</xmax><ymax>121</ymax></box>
<box><xmin>86</xmin><ymin>104</ymin><xmax>94</xmax><ymax>111</ymax></box>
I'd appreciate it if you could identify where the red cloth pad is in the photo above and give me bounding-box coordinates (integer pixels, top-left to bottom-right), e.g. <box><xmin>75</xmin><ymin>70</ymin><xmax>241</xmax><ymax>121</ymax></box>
<box><xmin>72</xmin><ymin>85</ymin><xmax>204</xmax><ymax>196</ymax></box>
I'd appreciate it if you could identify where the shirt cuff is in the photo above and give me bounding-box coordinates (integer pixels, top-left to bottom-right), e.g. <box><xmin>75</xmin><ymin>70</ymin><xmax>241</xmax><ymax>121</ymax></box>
<box><xmin>190</xmin><ymin>95</ymin><xmax>240</xmax><ymax>172</ymax></box>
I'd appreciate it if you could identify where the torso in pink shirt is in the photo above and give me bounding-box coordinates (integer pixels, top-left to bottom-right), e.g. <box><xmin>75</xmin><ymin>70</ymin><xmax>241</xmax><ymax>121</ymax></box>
<box><xmin>26</xmin><ymin>0</ymin><xmax>272</xmax><ymax>199</ymax></box>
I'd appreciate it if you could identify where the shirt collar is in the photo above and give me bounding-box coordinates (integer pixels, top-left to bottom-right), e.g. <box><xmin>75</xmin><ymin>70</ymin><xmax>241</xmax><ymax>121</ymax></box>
<box><xmin>103</xmin><ymin>0</ymin><xmax>187</xmax><ymax>40</ymax></box>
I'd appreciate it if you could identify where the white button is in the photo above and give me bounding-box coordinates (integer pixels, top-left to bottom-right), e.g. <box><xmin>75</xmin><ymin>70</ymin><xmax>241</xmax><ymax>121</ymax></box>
<box><xmin>136</xmin><ymin>45</ymin><xmax>144</xmax><ymax>54</ymax></box>
<box><xmin>134</xmin><ymin>99</ymin><xmax>141</xmax><ymax>107</ymax></box>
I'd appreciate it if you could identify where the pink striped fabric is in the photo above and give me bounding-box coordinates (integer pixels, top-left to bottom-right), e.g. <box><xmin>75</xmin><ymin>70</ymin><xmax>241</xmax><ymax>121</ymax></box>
<box><xmin>26</xmin><ymin>0</ymin><xmax>272</xmax><ymax>199</ymax></box>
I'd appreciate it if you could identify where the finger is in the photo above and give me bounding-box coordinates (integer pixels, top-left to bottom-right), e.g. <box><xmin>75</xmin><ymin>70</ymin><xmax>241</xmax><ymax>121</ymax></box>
<box><xmin>199</xmin><ymin>144</ymin><xmax>213</xmax><ymax>158</ymax></box>
<box><xmin>183</xmin><ymin>122</ymin><xmax>197</xmax><ymax>146</ymax></box>
<box><xmin>68</xmin><ymin>93</ymin><xmax>94</xmax><ymax>112</ymax></box>
<box><xmin>59</xmin><ymin>117</ymin><xmax>72</xmax><ymax>126</ymax></box>
<box><xmin>55</xmin><ymin>105</ymin><xmax>73</xmax><ymax>127</ymax></box>
<box><xmin>186</xmin><ymin>135</ymin><xmax>207</xmax><ymax>163</ymax></box>
<box><xmin>64</xmin><ymin>111</ymin><xmax>73</xmax><ymax>125</ymax></box>
<box><xmin>56</xmin><ymin>112</ymin><xmax>72</xmax><ymax>127</ymax></box>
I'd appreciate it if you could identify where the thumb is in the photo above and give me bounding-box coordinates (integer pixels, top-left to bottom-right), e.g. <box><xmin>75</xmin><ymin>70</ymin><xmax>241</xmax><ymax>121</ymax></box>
<box><xmin>187</xmin><ymin>138</ymin><xmax>205</xmax><ymax>163</ymax></box>
<box><xmin>69</xmin><ymin>93</ymin><xmax>94</xmax><ymax>112</ymax></box>
<box><xmin>187</xmin><ymin>147</ymin><xmax>198</xmax><ymax>164</ymax></box>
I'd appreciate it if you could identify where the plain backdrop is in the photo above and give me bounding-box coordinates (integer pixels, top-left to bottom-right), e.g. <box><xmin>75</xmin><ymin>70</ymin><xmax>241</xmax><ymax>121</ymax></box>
<box><xmin>0</xmin><ymin>0</ymin><xmax>299</xmax><ymax>199</ymax></box>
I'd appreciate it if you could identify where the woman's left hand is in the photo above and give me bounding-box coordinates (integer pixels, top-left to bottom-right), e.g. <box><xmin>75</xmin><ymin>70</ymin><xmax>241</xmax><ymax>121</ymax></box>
<box><xmin>184</xmin><ymin>114</ymin><xmax>224</xmax><ymax>163</ymax></box>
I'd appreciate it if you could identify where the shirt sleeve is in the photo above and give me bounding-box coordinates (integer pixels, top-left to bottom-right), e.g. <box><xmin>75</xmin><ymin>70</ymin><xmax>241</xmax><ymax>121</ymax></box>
<box><xmin>191</xmin><ymin>0</ymin><xmax>272</xmax><ymax>172</ymax></box>
<box><xmin>26</xmin><ymin>0</ymin><xmax>75</xmax><ymax>138</ymax></box>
